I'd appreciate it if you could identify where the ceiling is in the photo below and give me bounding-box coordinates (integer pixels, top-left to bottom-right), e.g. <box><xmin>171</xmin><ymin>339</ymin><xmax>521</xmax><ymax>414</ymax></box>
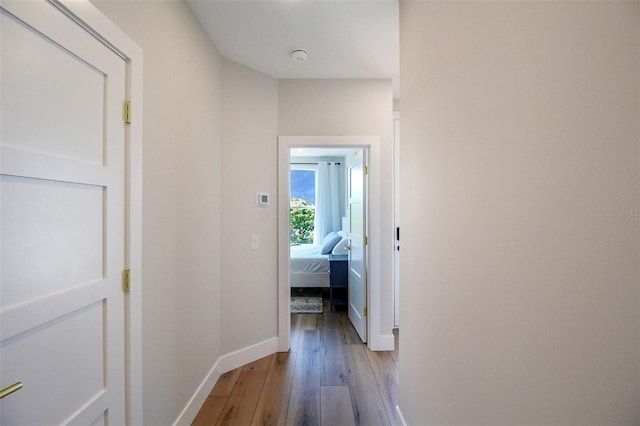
<box><xmin>187</xmin><ymin>0</ymin><xmax>400</xmax><ymax>98</ymax></box>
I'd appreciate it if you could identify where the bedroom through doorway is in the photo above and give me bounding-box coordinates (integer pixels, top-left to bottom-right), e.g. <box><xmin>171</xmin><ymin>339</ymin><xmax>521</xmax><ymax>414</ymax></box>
<box><xmin>289</xmin><ymin>146</ymin><xmax>368</xmax><ymax>343</ymax></box>
<box><xmin>278</xmin><ymin>135</ymin><xmax>385</xmax><ymax>352</ymax></box>
<box><xmin>279</xmin><ymin>141</ymin><xmax>370</xmax><ymax>349</ymax></box>
<box><xmin>289</xmin><ymin>147</ymin><xmax>354</xmax><ymax>316</ymax></box>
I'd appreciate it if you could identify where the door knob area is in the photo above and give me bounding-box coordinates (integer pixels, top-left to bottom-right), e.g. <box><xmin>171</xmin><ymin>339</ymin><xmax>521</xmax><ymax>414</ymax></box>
<box><xmin>0</xmin><ymin>382</ymin><xmax>23</xmax><ymax>399</ymax></box>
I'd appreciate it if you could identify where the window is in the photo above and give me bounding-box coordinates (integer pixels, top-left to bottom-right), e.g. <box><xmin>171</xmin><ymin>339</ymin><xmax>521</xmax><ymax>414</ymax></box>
<box><xmin>290</xmin><ymin>165</ymin><xmax>316</xmax><ymax>244</ymax></box>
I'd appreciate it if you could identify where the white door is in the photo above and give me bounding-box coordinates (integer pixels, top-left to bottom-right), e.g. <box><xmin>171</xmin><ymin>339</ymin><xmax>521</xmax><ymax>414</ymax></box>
<box><xmin>347</xmin><ymin>150</ymin><xmax>367</xmax><ymax>342</ymax></box>
<box><xmin>1</xmin><ymin>1</ymin><xmax>127</xmax><ymax>424</ymax></box>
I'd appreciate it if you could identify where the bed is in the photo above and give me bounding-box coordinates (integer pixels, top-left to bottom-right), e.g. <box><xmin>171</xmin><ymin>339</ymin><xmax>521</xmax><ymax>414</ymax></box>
<box><xmin>290</xmin><ymin>231</ymin><xmax>349</xmax><ymax>288</ymax></box>
<box><xmin>290</xmin><ymin>244</ymin><xmax>330</xmax><ymax>287</ymax></box>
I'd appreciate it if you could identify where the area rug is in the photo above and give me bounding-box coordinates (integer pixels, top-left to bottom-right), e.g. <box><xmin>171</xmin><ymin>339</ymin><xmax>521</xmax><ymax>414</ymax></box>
<box><xmin>291</xmin><ymin>288</ymin><xmax>323</xmax><ymax>314</ymax></box>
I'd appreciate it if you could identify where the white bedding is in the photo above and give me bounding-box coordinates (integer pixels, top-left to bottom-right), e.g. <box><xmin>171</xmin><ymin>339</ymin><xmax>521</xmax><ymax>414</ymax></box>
<box><xmin>290</xmin><ymin>244</ymin><xmax>329</xmax><ymax>273</ymax></box>
<box><xmin>290</xmin><ymin>244</ymin><xmax>330</xmax><ymax>287</ymax></box>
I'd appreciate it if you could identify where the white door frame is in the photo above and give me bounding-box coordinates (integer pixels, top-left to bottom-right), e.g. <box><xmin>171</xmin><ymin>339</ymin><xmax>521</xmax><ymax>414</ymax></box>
<box><xmin>393</xmin><ymin>111</ymin><xmax>400</xmax><ymax>328</ymax></box>
<box><xmin>52</xmin><ymin>1</ymin><xmax>143</xmax><ymax>423</ymax></box>
<box><xmin>278</xmin><ymin>135</ymin><xmax>382</xmax><ymax>351</ymax></box>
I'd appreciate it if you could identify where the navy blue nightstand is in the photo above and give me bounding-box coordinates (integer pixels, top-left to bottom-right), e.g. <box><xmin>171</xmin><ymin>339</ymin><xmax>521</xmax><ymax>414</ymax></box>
<box><xmin>328</xmin><ymin>254</ymin><xmax>348</xmax><ymax>312</ymax></box>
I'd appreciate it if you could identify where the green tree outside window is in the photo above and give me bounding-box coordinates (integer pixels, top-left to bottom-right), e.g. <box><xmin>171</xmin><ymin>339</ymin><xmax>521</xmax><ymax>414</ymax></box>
<box><xmin>290</xmin><ymin>197</ymin><xmax>315</xmax><ymax>244</ymax></box>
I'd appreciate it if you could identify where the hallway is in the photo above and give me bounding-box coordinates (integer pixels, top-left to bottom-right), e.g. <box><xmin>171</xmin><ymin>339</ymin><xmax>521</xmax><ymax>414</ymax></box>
<box><xmin>192</xmin><ymin>301</ymin><xmax>399</xmax><ymax>425</ymax></box>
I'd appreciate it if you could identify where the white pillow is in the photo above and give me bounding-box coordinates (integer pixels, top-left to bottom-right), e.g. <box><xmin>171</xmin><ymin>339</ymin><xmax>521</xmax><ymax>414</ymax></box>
<box><xmin>331</xmin><ymin>236</ymin><xmax>350</xmax><ymax>255</ymax></box>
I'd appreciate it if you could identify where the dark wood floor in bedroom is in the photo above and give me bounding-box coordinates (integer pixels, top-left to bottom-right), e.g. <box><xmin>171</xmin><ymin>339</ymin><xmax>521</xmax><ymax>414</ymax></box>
<box><xmin>192</xmin><ymin>299</ymin><xmax>400</xmax><ymax>426</ymax></box>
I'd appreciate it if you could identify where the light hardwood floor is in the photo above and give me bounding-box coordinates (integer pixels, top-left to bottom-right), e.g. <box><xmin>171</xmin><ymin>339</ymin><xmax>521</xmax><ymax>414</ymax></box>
<box><xmin>192</xmin><ymin>299</ymin><xmax>400</xmax><ymax>426</ymax></box>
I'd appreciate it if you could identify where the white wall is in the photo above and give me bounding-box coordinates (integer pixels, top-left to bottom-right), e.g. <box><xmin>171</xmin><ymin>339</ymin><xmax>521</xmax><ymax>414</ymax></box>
<box><xmin>90</xmin><ymin>2</ymin><xmax>223</xmax><ymax>424</ymax></box>
<box><xmin>221</xmin><ymin>59</ymin><xmax>279</xmax><ymax>354</ymax></box>
<box><xmin>279</xmin><ymin>80</ymin><xmax>395</xmax><ymax>345</ymax></box>
<box><xmin>400</xmin><ymin>1</ymin><xmax>640</xmax><ymax>424</ymax></box>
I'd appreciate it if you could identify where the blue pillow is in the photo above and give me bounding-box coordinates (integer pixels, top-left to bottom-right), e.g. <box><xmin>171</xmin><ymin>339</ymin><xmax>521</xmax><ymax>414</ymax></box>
<box><xmin>320</xmin><ymin>231</ymin><xmax>337</xmax><ymax>245</ymax></box>
<box><xmin>320</xmin><ymin>232</ymin><xmax>342</xmax><ymax>254</ymax></box>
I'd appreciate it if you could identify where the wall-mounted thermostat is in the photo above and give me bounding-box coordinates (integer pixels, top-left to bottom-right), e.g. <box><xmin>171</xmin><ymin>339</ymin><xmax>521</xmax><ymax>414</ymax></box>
<box><xmin>256</xmin><ymin>193</ymin><xmax>270</xmax><ymax>206</ymax></box>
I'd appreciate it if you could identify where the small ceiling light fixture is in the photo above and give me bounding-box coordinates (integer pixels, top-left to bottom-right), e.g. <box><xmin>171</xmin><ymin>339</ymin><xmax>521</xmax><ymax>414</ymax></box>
<box><xmin>291</xmin><ymin>49</ymin><xmax>308</xmax><ymax>62</ymax></box>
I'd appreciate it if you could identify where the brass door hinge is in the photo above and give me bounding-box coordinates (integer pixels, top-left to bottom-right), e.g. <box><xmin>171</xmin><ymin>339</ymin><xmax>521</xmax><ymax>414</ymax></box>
<box><xmin>122</xmin><ymin>269</ymin><xmax>131</xmax><ymax>293</ymax></box>
<box><xmin>123</xmin><ymin>100</ymin><xmax>132</xmax><ymax>124</ymax></box>
<box><xmin>363</xmin><ymin>165</ymin><xmax>368</xmax><ymax>176</ymax></box>
<box><xmin>364</xmin><ymin>307</ymin><xmax>368</xmax><ymax>317</ymax></box>
<box><xmin>363</xmin><ymin>236</ymin><xmax>368</xmax><ymax>246</ymax></box>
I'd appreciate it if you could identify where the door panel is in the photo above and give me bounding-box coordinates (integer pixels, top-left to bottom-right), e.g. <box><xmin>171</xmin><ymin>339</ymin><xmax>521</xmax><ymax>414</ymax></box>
<box><xmin>0</xmin><ymin>1</ymin><xmax>127</xmax><ymax>424</ymax></box>
<box><xmin>348</xmin><ymin>150</ymin><xmax>367</xmax><ymax>342</ymax></box>
<box><xmin>1</xmin><ymin>8</ymin><xmax>105</xmax><ymax>164</ymax></box>
<box><xmin>1</xmin><ymin>302</ymin><xmax>105</xmax><ymax>425</ymax></box>
<box><xmin>1</xmin><ymin>177</ymin><xmax>104</xmax><ymax>308</ymax></box>
<box><xmin>349</xmin><ymin>202</ymin><xmax>364</xmax><ymax>276</ymax></box>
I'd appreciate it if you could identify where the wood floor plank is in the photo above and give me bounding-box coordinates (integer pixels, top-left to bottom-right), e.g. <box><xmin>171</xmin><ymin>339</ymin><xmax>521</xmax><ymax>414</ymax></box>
<box><xmin>286</xmin><ymin>330</ymin><xmax>320</xmax><ymax>426</ymax></box>
<box><xmin>320</xmin><ymin>386</ymin><xmax>356</xmax><ymax>426</ymax></box>
<box><xmin>192</xmin><ymin>396</ymin><xmax>227</xmax><ymax>426</ymax></box>
<box><xmin>319</xmin><ymin>310</ymin><xmax>347</xmax><ymax>386</ymax></box>
<box><xmin>198</xmin><ymin>307</ymin><xmax>400</xmax><ymax>426</ymax></box>
<box><xmin>338</xmin><ymin>313</ymin><xmax>362</xmax><ymax>345</ymax></box>
<box><xmin>299</xmin><ymin>313</ymin><xmax>320</xmax><ymax>331</ymax></box>
<box><xmin>342</xmin><ymin>344</ymin><xmax>390</xmax><ymax>426</ymax></box>
<box><xmin>365</xmin><ymin>350</ymin><xmax>400</xmax><ymax>426</ymax></box>
<box><xmin>210</xmin><ymin>367</ymin><xmax>242</xmax><ymax>397</ymax></box>
<box><xmin>243</xmin><ymin>354</ymin><xmax>274</xmax><ymax>372</ymax></box>
<box><xmin>290</xmin><ymin>313</ymin><xmax>301</xmax><ymax>353</ymax></box>
<box><xmin>216</xmin><ymin>371</ymin><xmax>268</xmax><ymax>426</ymax></box>
<box><xmin>250</xmin><ymin>352</ymin><xmax>297</xmax><ymax>426</ymax></box>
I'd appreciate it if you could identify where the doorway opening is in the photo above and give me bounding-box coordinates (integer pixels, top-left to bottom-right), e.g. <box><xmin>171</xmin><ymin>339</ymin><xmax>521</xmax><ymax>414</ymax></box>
<box><xmin>287</xmin><ymin>147</ymin><xmax>367</xmax><ymax>342</ymax></box>
<box><xmin>278</xmin><ymin>136</ymin><xmax>385</xmax><ymax>352</ymax></box>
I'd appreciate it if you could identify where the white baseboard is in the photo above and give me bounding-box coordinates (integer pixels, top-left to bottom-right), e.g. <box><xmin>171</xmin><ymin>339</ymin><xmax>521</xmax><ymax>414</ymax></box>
<box><xmin>173</xmin><ymin>337</ymin><xmax>279</xmax><ymax>425</ymax></box>
<box><xmin>216</xmin><ymin>337</ymin><xmax>279</xmax><ymax>374</ymax></box>
<box><xmin>173</xmin><ymin>359</ymin><xmax>224</xmax><ymax>426</ymax></box>
<box><xmin>396</xmin><ymin>405</ymin><xmax>408</xmax><ymax>426</ymax></box>
<box><xmin>368</xmin><ymin>332</ymin><xmax>395</xmax><ymax>351</ymax></box>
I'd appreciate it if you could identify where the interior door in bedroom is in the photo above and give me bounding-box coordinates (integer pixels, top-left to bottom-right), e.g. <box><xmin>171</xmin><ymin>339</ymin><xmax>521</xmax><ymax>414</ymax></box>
<box><xmin>0</xmin><ymin>1</ymin><xmax>127</xmax><ymax>424</ymax></box>
<box><xmin>347</xmin><ymin>149</ymin><xmax>367</xmax><ymax>342</ymax></box>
